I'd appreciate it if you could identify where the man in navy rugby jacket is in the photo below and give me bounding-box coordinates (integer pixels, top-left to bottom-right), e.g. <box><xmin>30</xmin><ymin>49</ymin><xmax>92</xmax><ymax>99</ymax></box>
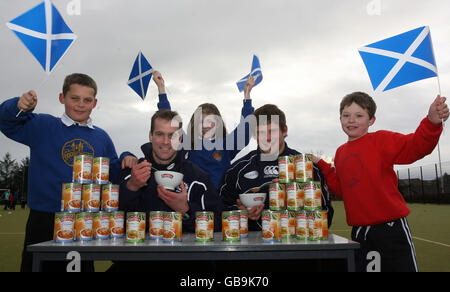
<box><xmin>118</xmin><ymin>110</ymin><xmax>223</xmax><ymax>232</ymax></box>
<box><xmin>219</xmin><ymin>104</ymin><xmax>334</xmax><ymax>231</ymax></box>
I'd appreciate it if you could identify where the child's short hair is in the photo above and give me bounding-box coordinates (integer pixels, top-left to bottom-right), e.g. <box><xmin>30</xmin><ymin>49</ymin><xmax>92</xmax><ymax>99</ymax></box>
<box><xmin>253</xmin><ymin>104</ymin><xmax>287</xmax><ymax>131</ymax></box>
<box><xmin>340</xmin><ymin>92</ymin><xmax>377</xmax><ymax>118</ymax></box>
<box><xmin>63</xmin><ymin>73</ymin><xmax>98</xmax><ymax>97</ymax></box>
<box><xmin>150</xmin><ymin>109</ymin><xmax>182</xmax><ymax>134</ymax></box>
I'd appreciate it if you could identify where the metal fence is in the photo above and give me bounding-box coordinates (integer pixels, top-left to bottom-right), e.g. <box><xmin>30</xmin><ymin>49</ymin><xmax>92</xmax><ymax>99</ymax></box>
<box><xmin>397</xmin><ymin>161</ymin><xmax>450</xmax><ymax>204</ymax></box>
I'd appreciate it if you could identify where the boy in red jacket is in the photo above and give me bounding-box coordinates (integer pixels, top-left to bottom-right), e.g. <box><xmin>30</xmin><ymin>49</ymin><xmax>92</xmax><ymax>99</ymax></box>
<box><xmin>314</xmin><ymin>92</ymin><xmax>449</xmax><ymax>272</ymax></box>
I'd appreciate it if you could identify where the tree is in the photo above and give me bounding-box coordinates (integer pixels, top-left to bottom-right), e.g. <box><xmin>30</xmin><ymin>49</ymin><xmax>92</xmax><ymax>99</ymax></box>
<box><xmin>0</xmin><ymin>153</ymin><xmax>18</xmax><ymax>189</ymax></box>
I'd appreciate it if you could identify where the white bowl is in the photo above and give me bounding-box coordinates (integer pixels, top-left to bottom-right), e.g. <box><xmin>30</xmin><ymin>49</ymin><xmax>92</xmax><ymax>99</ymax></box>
<box><xmin>154</xmin><ymin>171</ymin><xmax>184</xmax><ymax>190</ymax></box>
<box><xmin>239</xmin><ymin>193</ymin><xmax>266</xmax><ymax>210</ymax></box>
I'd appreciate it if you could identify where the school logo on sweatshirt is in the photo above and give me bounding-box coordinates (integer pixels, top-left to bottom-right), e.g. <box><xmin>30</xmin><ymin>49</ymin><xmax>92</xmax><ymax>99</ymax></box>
<box><xmin>212</xmin><ymin>150</ymin><xmax>223</xmax><ymax>162</ymax></box>
<box><xmin>62</xmin><ymin>139</ymin><xmax>95</xmax><ymax>166</ymax></box>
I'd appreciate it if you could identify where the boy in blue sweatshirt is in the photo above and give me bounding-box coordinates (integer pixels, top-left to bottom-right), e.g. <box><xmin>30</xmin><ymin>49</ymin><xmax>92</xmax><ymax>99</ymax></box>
<box><xmin>0</xmin><ymin>73</ymin><xmax>136</xmax><ymax>272</ymax></box>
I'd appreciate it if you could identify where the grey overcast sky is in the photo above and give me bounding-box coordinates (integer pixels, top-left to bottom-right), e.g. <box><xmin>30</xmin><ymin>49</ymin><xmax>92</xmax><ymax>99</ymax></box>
<box><xmin>1</xmin><ymin>0</ymin><xmax>450</xmax><ymax>173</ymax></box>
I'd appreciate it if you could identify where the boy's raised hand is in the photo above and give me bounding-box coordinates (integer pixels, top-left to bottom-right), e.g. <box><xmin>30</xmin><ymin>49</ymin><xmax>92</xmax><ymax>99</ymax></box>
<box><xmin>244</xmin><ymin>75</ymin><xmax>255</xmax><ymax>99</ymax></box>
<box><xmin>18</xmin><ymin>90</ymin><xmax>38</xmax><ymax>112</ymax></box>
<box><xmin>428</xmin><ymin>95</ymin><xmax>449</xmax><ymax>124</ymax></box>
<box><xmin>153</xmin><ymin>70</ymin><xmax>166</xmax><ymax>94</ymax></box>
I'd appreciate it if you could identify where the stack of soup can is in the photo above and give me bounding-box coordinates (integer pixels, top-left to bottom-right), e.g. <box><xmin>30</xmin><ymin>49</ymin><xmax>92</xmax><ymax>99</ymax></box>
<box><xmin>54</xmin><ymin>155</ymin><xmax>124</xmax><ymax>243</ymax></box>
<box><xmin>262</xmin><ymin>154</ymin><xmax>329</xmax><ymax>241</ymax></box>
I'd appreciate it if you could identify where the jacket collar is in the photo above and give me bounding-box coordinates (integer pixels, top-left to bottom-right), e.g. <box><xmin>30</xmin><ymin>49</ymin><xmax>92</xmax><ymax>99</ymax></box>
<box><xmin>61</xmin><ymin>113</ymin><xmax>94</xmax><ymax>129</ymax></box>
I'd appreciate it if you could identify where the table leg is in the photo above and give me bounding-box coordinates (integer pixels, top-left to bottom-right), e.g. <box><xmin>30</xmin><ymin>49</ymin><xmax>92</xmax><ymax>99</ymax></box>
<box><xmin>32</xmin><ymin>253</ymin><xmax>42</xmax><ymax>272</ymax></box>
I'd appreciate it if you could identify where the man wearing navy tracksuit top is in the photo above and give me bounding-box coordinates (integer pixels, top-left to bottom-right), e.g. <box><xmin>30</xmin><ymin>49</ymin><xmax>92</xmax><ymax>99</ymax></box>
<box><xmin>219</xmin><ymin>104</ymin><xmax>334</xmax><ymax>231</ymax></box>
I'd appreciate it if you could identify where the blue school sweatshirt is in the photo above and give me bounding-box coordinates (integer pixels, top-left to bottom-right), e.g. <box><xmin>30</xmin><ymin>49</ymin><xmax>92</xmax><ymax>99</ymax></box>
<box><xmin>0</xmin><ymin>97</ymin><xmax>130</xmax><ymax>213</ymax></box>
<box><xmin>158</xmin><ymin>94</ymin><xmax>254</xmax><ymax>188</ymax></box>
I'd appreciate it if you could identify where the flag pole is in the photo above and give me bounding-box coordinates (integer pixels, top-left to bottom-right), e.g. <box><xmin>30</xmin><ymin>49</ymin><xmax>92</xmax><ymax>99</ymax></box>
<box><xmin>16</xmin><ymin>74</ymin><xmax>50</xmax><ymax>117</ymax></box>
<box><xmin>437</xmin><ymin>74</ymin><xmax>445</xmax><ymax>193</ymax></box>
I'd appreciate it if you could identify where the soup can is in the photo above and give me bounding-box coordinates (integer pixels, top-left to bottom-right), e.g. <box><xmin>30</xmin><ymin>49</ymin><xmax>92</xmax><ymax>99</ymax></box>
<box><xmin>82</xmin><ymin>184</ymin><xmax>101</xmax><ymax>212</ymax></box>
<box><xmin>320</xmin><ymin>210</ymin><xmax>328</xmax><ymax>240</ymax></box>
<box><xmin>239</xmin><ymin>210</ymin><xmax>249</xmax><ymax>238</ymax></box>
<box><xmin>163</xmin><ymin>212</ymin><xmax>182</xmax><ymax>242</ymax></box>
<box><xmin>195</xmin><ymin>211</ymin><xmax>214</xmax><ymax>242</ymax></box>
<box><xmin>149</xmin><ymin>211</ymin><xmax>164</xmax><ymax>240</ymax></box>
<box><xmin>92</xmin><ymin>157</ymin><xmax>110</xmax><ymax>185</ymax></box>
<box><xmin>110</xmin><ymin>211</ymin><xmax>125</xmax><ymax>239</ymax></box>
<box><xmin>269</xmin><ymin>183</ymin><xmax>286</xmax><ymax>211</ymax></box>
<box><xmin>75</xmin><ymin>212</ymin><xmax>94</xmax><ymax>241</ymax></box>
<box><xmin>286</xmin><ymin>182</ymin><xmax>302</xmax><ymax>211</ymax></box>
<box><xmin>222</xmin><ymin>211</ymin><xmax>240</xmax><ymax>242</ymax></box>
<box><xmin>126</xmin><ymin>212</ymin><xmax>146</xmax><ymax>243</ymax></box>
<box><xmin>61</xmin><ymin>183</ymin><xmax>82</xmax><ymax>213</ymax></box>
<box><xmin>308</xmin><ymin>211</ymin><xmax>323</xmax><ymax>241</ymax></box>
<box><xmin>54</xmin><ymin>212</ymin><xmax>75</xmax><ymax>243</ymax></box>
<box><xmin>261</xmin><ymin>210</ymin><xmax>281</xmax><ymax>243</ymax></box>
<box><xmin>278</xmin><ymin>156</ymin><xmax>295</xmax><ymax>183</ymax></box>
<box><xmin>296</xmin><ymin>210</ymin><xmax>308</xmax><ymax>240</ymax></box>
<box><xmin>101</xmin><ymin>184</ymin><xmax>119</xmax><ymax>212</ymax></box>
<box><xmin>295</xmin><ymin>154</ymin><xmax>314</xmax><ymax>182</ymax></box>
<box><xmin>73</xmin><ymin>154</ymin><xmax>93</xmax><ymax>184</ymax></box>
<box><xmin>280</xmin><ymin>210</ymin><xmax>296</xmax><ymax>239</ymax></box>
<box><xmin>302</xmin><ymin>182</ymin><xmax>322</xmax><ymax>211</ymax></box>
<box><xmin>93</xmin><ymin>211</ymin><xmax>111</xmax><ymax>240</ymax></box>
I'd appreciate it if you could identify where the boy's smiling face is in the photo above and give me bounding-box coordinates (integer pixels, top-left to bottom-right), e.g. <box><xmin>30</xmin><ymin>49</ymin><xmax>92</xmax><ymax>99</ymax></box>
<box><xmin>59</xmin><ymin>84</ymin><xmax>97</xmax><ymax>124</ymax></box>
<box><xmin>340</xmin><ymin>102</ymin><xmax>376</xmax><ymax>141</ymax></box>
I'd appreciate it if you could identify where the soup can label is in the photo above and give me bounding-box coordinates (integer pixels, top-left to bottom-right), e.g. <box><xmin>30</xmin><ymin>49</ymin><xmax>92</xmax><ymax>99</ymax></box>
<box><xmin>54</xmin><ymin>212</ymin><xmax>75</xmax><ymax>243</ymax></box>
<box><xmin>308</xmin><ymin>211</ymin><xmax>322</xmax><ymax>241</ymax></box>
<box><xmin>262</xmin><ymin>210</ymin><xmax>281</xmax><ymax>242</ymax></box>
<box><xmin>280</xmin><ymin>210</ymin><xmax>296</xmax><ymax>239</ymax></box>
<box><xmin>278</xmin><ymin>156</ymin><xmax>295</xmax><ymax>183</ymax></box>
<box><xmin>295</xmin><ymin>154</ymin><xmax>314</xmax><ymax>182</ymax></box>
<box><xmin>93</xmin><ymin>212</ymin><xmax>111</xmax><ymax>240</ymax></box>
<box><xmin>302</xmin><ymin>182</ymin><xmax>322</xmax><ymax>211</ymax></box>
<box><xmin>82</xmin><ymin>184</ymin><xmax>101</xmax><ymax>212</ymax></box>
<box><xmin>126</xmin><ymin>212</ymin><xmax>146</xmax><ymax>243</ymax></box>
<box><xmin>195</xmin><ymin>212</ymin><xmax>214</xmax><ymax>242</ymax></box>
<box><xmin>102</xmin><ymin>184</ymin><xmax>119</xmax><ymax>212</ymax></box>
<box><xmin>93</xmin><ymin>157</ymin><xmax>110</xmax><ymax>185</ymax></box>
<box><xmin>163</xmin><ymin>212</ymin><xmax>182</xmax><ymax>242</ymax></box>
<box><xmin>149</xmin><ymin>211</ymin><xmax>164</xmax><ymax>240</ymax></box>
<box><xmin>286</xmin><ymin>183</ymin><xmax>302</xmax><ymax>211</ymax></box>
<box><xmin>269</xmin><ymin>183</ymin><xmax>286</xmax><ymax>211</ymax></box>
<box><xmin>73</xmin><ymin>155</ymin><xmax>93</xmax><ymax>184</ymax></box>
<box><xmin>296</xmin><ymin>210</ymin><xmax>308</xmax><ymax>240</ymax></box>
<box><xmin>110</xmin><ymin>211</ymin><xmax>125</xmax><ymax>239</ymax></box>
<box><xmin>222</xmin><ymin>211</ymin><xmax>240</xmax><ymax>242</ymax></box>
<box><xmin>61</xmin><ymin>183</ymin><xmax>82</xmax><ymax>213</ymax></box>
<box><xmin>75</xmin><ymin>212</ymin><xmax>93</xmax><ymax>241</ymax></box>
<box><xmin>239</xmin><ymin>210</ymin><xmax>248</xmax><ymax>238</ymax></box>
<box><xmin>320</xmin><ymin>210</ymin><xmax>329</xmax><ymax>240</ymax></box>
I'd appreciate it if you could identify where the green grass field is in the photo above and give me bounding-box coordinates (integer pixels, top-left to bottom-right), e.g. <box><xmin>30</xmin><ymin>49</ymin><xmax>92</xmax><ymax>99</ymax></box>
<box><xmin>1</xmin><ymin>202</ymin><xmax>449</xmax><ymax>272</ymax></box>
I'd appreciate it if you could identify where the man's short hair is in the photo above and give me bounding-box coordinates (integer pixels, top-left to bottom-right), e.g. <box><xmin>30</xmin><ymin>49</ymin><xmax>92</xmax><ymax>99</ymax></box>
<box><xmin>340</xmin><ymin>92</ymin><xmax>377</xmax><ymax>119</ymax></box>
<box><xmin>253</xmin><ymin>104</ymin><xmax>287</xmax><ymax>131</ymax></box>
<box><xmin>63</xmin><ymin>73</ymin><xmax>98</xmax><ymax>97</ymax></box>
<box><xmin>150</xmin><ymin>110</ymin><xmax>183</xmax><ymax>134</ymax></box>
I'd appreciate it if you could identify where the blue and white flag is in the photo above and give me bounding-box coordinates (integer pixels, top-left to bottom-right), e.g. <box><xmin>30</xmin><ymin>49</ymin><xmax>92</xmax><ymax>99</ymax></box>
<box><xmin>127</xmin><ymin>51</ymin><xmax>153</xmax><ymax>100</ymax></box>
<box><xmin>237</xmin><ymin>55</ymin><xmax>263</xmax><ymax>92</ymax></box>
<box><xmin>6</xmin><ymin>0</ymin><xmax>77</xmax><ymax>74</ymax></box>
<box><xmin>358</xmin><ymin>26</ymin><xmax>438</xmax><ymax>92</ymax></box>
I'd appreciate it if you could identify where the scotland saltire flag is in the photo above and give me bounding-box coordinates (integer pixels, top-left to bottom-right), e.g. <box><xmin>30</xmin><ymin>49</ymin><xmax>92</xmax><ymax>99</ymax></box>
<box><xmin>237</xmin><ymin>55</ymin><xmax>263</xmax><ymax>92</ymax></box>
<box><xmin>127</xmin><ymin>51</ymin><xmax>153</xmax><ymax>100</ymax></box>
<box><xmin>358</xmin><ymin>26</ymin><xmax>438</xmax><ymax>92</ymax></box>
<box><xmin>6</xmin><ymin>0</ymin><xmax>77</xmax><ymax>74</ymax></box>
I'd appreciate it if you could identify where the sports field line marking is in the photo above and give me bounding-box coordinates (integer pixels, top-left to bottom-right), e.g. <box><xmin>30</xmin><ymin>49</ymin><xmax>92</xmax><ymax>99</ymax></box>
<box><xmin>412</xmin><ymin>237</ymin><xmax>450</xmax><ymax>248</ymax></box>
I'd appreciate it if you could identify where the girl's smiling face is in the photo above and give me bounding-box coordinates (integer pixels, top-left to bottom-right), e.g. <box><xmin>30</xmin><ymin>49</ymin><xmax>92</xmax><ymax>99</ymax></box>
<box><xmin>340</xmin><ymin>102</ymin><xmax>376</xmax><ymax>141</ymax></box>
